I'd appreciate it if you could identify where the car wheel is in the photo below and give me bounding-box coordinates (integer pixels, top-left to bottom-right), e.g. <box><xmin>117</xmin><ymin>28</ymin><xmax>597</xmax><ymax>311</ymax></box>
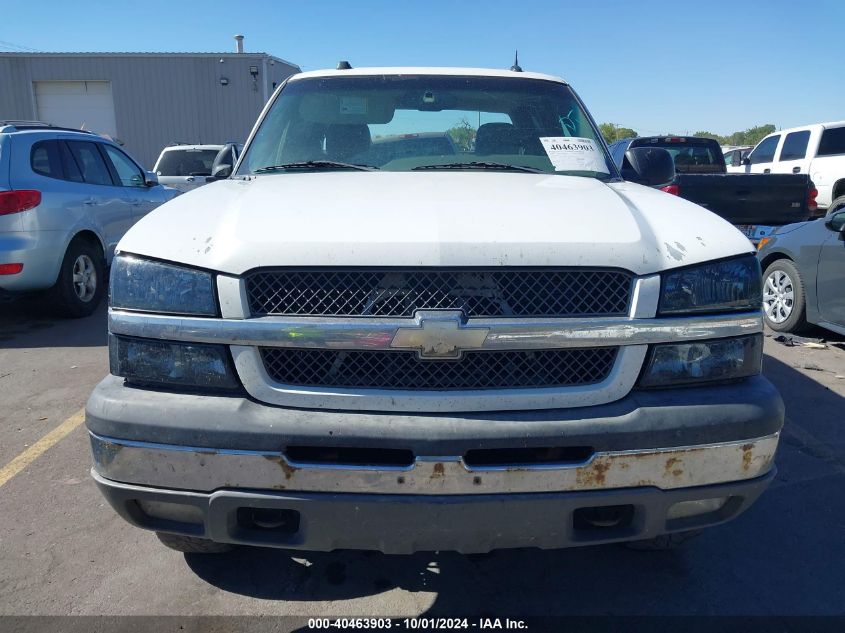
<box><xmin>828</xmin><ymin>195</ymin><xmax>845</xmax><ymax>216</ymax></box>
<box><xmin>156</xmin><ymin>532</ymin><xmax>232</xmax><ymax>553</ymax></box>
<box><xmin>762</xmin><ymin>259</ymin><xmax>807</xmax><ymax>333</ymax></box>
<box><xmin>50</xmin><ymin>237</ymin><xmax>106</xmax><ymax>318</ymax></box>
<box><xmin>624</xmin><ymin>530</ymin><xmax>702</xmax><ymax>551</ymax></box>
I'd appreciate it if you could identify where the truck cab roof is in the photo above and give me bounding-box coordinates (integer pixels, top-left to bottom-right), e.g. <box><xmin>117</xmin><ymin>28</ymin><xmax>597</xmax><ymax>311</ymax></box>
<box><xmin>290</xmin><ymin>67</ymin><xmax>568</xmax><ymax>85</ymax></box>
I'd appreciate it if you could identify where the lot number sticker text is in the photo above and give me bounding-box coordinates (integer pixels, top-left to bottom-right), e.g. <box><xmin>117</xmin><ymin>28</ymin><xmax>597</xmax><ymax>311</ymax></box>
<box><xmin>539</xmin><ymin>137</ymin><xmax>609</xmax><ymax>174</ymax></box>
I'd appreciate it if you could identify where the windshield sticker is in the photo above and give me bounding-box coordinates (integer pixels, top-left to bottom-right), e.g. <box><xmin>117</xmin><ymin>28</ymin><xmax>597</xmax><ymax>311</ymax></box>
<box><xmin>339</xmin><ymin>96</ymin><xmax>368</xmax><ymax>115</ymax></box>
<box><xmin>539</xmin><ymin>137</ymin><xmax>609</xmax><ymax>174</ymax></box>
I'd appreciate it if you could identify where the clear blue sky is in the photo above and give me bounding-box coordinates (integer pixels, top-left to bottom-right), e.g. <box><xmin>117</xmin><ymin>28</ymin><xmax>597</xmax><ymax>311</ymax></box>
<box><xmin>2</xmin><ymin>0</ymin><xmax>842</xmax><ymax>136</ymax></box>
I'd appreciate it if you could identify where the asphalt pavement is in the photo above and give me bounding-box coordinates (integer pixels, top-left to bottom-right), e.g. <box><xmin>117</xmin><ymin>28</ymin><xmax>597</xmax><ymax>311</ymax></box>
<box><xmin>1</xmin><ymin>296</ymin><xmax>843</xmax><ymax>618</ymax></box>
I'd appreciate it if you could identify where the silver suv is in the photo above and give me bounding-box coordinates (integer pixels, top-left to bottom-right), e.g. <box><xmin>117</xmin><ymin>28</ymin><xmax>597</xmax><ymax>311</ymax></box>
<box><xmin>0</xmin><ymin>121</ymin><xmax>176</xmax><ymax>316</ymax></box>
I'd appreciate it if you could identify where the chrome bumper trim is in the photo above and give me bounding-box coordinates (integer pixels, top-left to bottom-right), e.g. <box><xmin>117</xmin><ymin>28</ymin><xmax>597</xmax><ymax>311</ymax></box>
<box><xmin>90</xmin><ymin>431</ymin><xmax>779</xmax><ymax>495</ymax></box>
<box><xmin>108</xmin><ymin>310</ymin><xmax>763</xmax><ymax>351</ymax></box>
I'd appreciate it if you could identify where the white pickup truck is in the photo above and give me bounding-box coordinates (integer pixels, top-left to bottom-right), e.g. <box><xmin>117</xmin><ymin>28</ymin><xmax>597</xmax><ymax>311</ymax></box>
<box><xmin>86</xmin><ymin>67</ymin><xmax>783</xmax><ymax>555</ymax></box>
<box><xmin>738</xmin><ymin>121</ymin><xmax>845</xmax><ymax>214</ymax></box>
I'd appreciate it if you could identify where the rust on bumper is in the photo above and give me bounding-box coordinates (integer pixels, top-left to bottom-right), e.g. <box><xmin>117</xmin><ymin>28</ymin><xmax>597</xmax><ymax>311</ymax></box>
<box><xmin>90</xmin><ymin>432</ymin><xmax>780</xmax><ymax>495</ymax></box>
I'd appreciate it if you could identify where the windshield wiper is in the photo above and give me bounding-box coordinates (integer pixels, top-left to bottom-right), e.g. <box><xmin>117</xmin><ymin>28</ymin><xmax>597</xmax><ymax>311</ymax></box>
<box><xmin>254</xmin><ymin>160</ymin><xmax>378</xmax><ymax>173</ymax></box>
<box><xmin>413</xmin><ymin>161</ymin><xmax>544</xmax><ymax>174</ymax></box>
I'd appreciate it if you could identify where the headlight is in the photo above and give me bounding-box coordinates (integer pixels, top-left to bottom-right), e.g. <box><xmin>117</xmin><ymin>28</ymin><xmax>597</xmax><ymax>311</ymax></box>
<box><xmin>110</xmin><ymin>335</ymin><xmax>240</xmax><ymax>391</ymax></box>
<box><xmin>110</xmin><ymin>255</ymin><xmax>216</xmax><ymax>316</ymax></box>
<box><xmin>638</xmin><ymin>334</ymin><xmax>762</xmax><ymax>388</ymax></box>
<box><xmin>659</xmin><ymin>255</ymin><xmax>761</xmax><ymax>315</ymax></box>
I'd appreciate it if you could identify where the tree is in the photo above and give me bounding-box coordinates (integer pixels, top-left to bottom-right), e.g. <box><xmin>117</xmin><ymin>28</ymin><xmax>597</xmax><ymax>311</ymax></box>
<box><xmin>693</xmin><ymin>131</ymin><xmax>726</xmax><ymax>143</ymax></box>
<box><xmin>722</xmin><ymin>124</ymin><xmax>776</xmax><ymax>146</ymax></box>
<box><xmin>599</xmin><ymin>123</ymin><xmax>637</xmax><ymax>143</ymax></box>
<box><xmin>447</xmin><ymin>117</ymin><xmax>476</xmax><ymax>152</ymax></box>
<box><xmin>596</xmin><ymin>123</ymin><xmax>777</xmax><ymax>147</ymax></box>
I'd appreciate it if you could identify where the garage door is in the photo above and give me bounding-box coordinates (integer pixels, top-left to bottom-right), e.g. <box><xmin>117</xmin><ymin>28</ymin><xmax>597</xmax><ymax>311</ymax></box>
<box><xmin>34</xmin><ymin>81</ymin><xmax>117</xmax><ymax>137</ymax></box>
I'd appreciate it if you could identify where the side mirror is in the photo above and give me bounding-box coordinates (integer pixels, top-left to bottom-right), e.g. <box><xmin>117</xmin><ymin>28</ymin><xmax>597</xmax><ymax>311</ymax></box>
<box><xmin>212</xmin><ymin>164</ymin><xmax>232</xmax><ymax>179</ymax></box>
<box><xmin>620</xmin><ymin>147</ymin><xmax>675</xmax><ymax>187</ymax></box>
<box><xmin>824</xmin><ymin>210</ymin><xmax>845</xmax><ymax>233</ymax></box>
<box><xmin>144</xmin><ymin>171</ymin><xmax>159</xmax><ymax>186</ymax></box>
<box><xmin>742</xmin><ymin>156</ymin><xmax>751</xmax><ymax>166</ymax></box>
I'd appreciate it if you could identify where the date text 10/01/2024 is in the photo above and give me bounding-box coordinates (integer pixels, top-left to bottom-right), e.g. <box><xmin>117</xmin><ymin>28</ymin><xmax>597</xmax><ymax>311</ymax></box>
<box><xmin>307</xmin><ymin>618</ymin><xmax>529</xmax><ymax>630</ymax></box>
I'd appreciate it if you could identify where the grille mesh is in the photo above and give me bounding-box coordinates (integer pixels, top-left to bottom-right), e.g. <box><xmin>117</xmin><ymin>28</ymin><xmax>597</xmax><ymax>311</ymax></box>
<box><xmin>245</xmin><ymin>269</ymin><xmax>633</xmax><ymax>318</ymax></box>
<box><xmin>260</xmin><ymin>347</ymin><xmax>618</xmax><ymax>391</ymax></box>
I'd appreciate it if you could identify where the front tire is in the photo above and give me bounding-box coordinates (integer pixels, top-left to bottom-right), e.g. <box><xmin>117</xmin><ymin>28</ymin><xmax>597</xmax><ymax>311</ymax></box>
<box><xmin>156</xmin><ymin>532</ymin><xmax>232</xmax><ymax>553</ymax></box>
<box><xmin>762</xmin><ymin>259</ymin><xmax>807</xmax><ymax>333</ymax></box>
<box><xmin>50</xmin><ymin>237</ymin><xmax>105</xmax><ymax>318</ymax></box>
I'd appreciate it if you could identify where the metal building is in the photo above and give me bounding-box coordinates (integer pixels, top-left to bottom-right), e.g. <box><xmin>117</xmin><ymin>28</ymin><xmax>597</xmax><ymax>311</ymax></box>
<box><xmin>0</xmin><ymin>42</ymin><xmax>299</xmax><ymax>168</ymax></box>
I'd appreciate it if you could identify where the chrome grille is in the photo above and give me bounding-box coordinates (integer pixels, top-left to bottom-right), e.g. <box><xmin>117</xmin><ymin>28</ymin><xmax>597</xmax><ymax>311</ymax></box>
<box><xmin>260</xmin><ymin>347</ymin><xmax>618</xmax><ymax>391</ymax></box>
<box><xmin>245</xmin><ymin>269</ymin><xmax>633</xmax><ymax>317</ymax></box>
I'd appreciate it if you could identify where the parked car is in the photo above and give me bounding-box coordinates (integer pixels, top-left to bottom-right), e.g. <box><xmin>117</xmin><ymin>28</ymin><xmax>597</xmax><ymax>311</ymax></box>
<box><xmin>738</xmin><ymin>121</ymin><xmax>845</xmax><ymax>213</ymax></box>
<box><xmin>608</xmin><ymin>136</ymin><xmax>816</xmax><ymax>242</ymax></box>
<box><xmin>152</xmin><ymin>143</ymin><xmax>243</xmax><ymax>192</ymax></box>
<box><xmin>724</xmin><ymin>146</ymin><xmax>753</xmax><ymax>172</ymax></box>
<box><xmin>0</xmin><ymin>121</ymin><xmax>177</xmax><ymax>316</ymax></box>
<box><xmin>88</xmin><ymin>67</ymin><xmax>782</xmax><ymax>555</ymax></box>
<box><xmin>756</xmin><ymin>209</ymin><xmax>845</xmax><ymax>335</ymax></box>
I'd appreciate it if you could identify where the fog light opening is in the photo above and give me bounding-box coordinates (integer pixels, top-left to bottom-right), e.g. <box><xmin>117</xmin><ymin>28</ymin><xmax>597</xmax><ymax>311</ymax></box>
<box><xmin>666</xmin><ymin>497</ymin><xmax>729</xmax><ymax>520</ymax></box>
<box><xmin>135</xmin><ymin>500</ymin><xmax>204</xmax><ymax>525</ymax></box>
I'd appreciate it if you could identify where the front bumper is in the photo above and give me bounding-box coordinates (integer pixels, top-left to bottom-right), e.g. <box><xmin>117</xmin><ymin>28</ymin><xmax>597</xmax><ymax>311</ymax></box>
<box><xmin>89</xmin><ymin>430</ymin><xmax>779</xmax><ymax>495</ymax></box>
<box><xmin>87</xmin><ymin>375</ymin><xmax>783</xmax><ymax>552</ymax></box>
<box><xmin>92</xmin><ymin>469</ymin><xmax>776</xmax><ymax>554</ymax></box>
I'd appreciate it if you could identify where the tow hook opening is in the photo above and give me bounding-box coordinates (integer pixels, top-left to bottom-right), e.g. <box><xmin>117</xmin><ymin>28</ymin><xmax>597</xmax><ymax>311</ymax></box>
<box><xmin>573</xmin><ymin>504</ymin><xmax>635</xmax><ymax>532</ymax></box>
<box><xmin>236</xmin><ymin>507</ymin><xmax>301</xmax><ymax>535</ymax></box>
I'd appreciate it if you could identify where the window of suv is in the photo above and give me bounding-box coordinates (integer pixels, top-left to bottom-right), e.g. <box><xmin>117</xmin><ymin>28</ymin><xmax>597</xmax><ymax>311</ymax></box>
<box><xmin>30</xmin><ymin>140</ymin><xmax>63</xmax><ymax>178</ymax></box>
<box><xmin>779</xmin><ymin>131</ymin><xmax>810</xmax><ymax>161</ymax></box>
<box><xmin>103</xmin><ymin>145</ymin><xmax>145</xmax><ymax>187</ymax></box>
<box><xmin>30</xmin><ymin>139</ymin><xmax>85</xmax><ymax>182</ymax></box>
<box><xmin>58</xmin><ymin>142</ymin><xmax>84</xmax><ymax>182</ymax></box>
<box><xmin>66</xmin><ymin>141</ymin><xmax>114</xmax><ymax>185</ymax></box>
<box><xmin>818</xmin><ymin>126</ymin><xmax>845</xmax><ymax>157</ymax></box>
<box><xmin>748</xmin><ymin>135</ymin><xmax>780</xmax><ymax>164</ymax></box>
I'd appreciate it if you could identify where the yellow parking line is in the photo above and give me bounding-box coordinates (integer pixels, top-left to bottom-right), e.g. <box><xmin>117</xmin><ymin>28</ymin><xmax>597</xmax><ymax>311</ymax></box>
<box><xmin>0</xmin><ymin>408</ymin><xmax>86</xmax><ymax>488</ymax></box>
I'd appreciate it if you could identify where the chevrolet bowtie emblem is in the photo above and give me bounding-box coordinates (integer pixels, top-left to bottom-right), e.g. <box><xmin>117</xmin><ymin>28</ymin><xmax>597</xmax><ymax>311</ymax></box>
<box><xmin>390</xmin><ymin>311</ymin><xmax>490</xmax><ymax>359</ymax></box>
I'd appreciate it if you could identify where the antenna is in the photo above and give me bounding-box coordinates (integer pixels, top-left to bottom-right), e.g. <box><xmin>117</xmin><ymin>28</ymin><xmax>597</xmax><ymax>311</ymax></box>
<box><xmin>510</xmin><ymin>50</ymin><xmax>522</xmax><ymax>72</ymax></box>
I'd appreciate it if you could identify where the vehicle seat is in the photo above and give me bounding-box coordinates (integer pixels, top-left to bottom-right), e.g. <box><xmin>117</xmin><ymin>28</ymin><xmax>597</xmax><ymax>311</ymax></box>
<box><xmin>674</xmin><ymin>152</ymin><xmax>693</xmax><ymax>167</ymax></box>
<box><xmin>283</xmin><ymin>123</ymin><xmax>325</xmax><ymax>161</ymax></box>
<box><xmin>691</xmin><ymin>149</ymin><xmax>709</xmax><ymax>165</ymax></box>
<box><xmin>185</xmin><ymin>158</ymin><xmax>209</xmax><ymax>175</ymax></box>
<box><xmin>325</xmin><ymin>124</ymin><xmax>371</xmax><ymax>162</ymax></box>
<box><xmin>475</xmin><ymin>123</ymin><xmax>521</xmax><ymax>155</ymax></box>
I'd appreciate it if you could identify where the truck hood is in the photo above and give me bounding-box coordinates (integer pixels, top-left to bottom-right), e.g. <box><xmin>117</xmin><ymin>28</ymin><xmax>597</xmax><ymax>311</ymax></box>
<box><xmin>119</xmin><ymin>172</ymin><xmax>753</xmax><ymax>276</ymax></box>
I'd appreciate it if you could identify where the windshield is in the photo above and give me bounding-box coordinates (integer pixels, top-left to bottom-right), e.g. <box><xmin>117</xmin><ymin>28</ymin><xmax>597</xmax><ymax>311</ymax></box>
<box><xmin>238</xmin><ymin>74</ymin><xmax>615</xmax><ymax>179</ymax></box>
<box><xmin>155</xmin><ymin>148</ymin><xmax>221</xmax><ymax>176</ymax></box>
